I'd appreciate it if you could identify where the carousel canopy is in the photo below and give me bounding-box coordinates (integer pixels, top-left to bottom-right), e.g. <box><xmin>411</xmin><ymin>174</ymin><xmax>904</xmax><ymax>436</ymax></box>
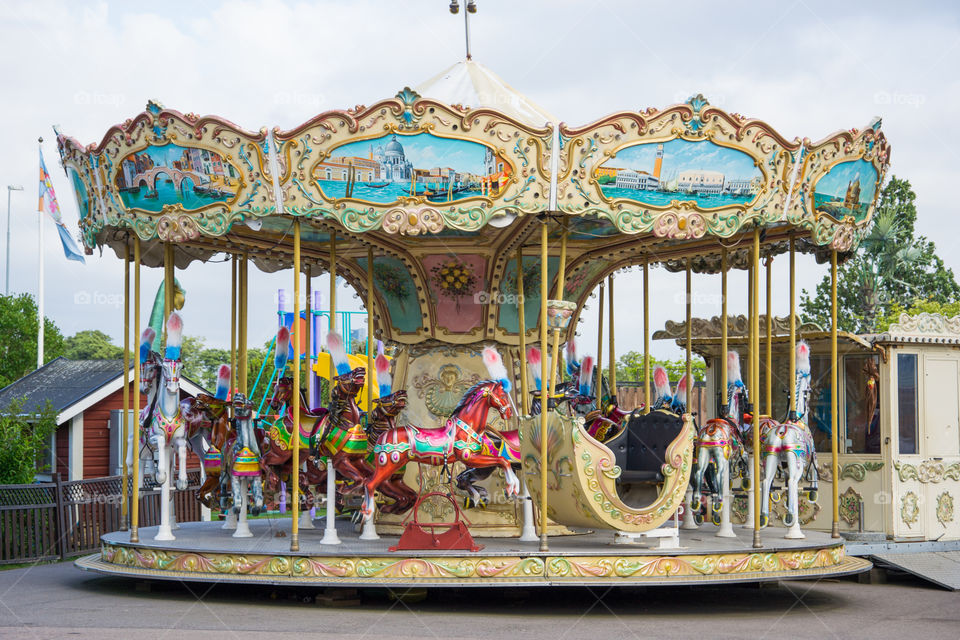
<box><xmin>55</xmin><ymin>63</ymin><xmax>891</xmax><ymax>346</ymax></box>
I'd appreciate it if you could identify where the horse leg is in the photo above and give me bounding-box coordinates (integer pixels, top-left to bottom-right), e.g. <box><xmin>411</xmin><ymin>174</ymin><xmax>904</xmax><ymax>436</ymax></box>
<box><xmin>711</xmin><ymin>452</ymin><xmax>727</xmax><ymax>526</ymax></box>
<box><xmin>692</xmin><ymin>447</ymin><xmax>709</xmax><ymax>513</ymax></box>
<box><xmin>362</xmin><ymin>458</ymin><xmax>406</xmax><ymax>519</ymax></box>
<box><xmin>760</xmin><ymin>451</ymin><xmax>779</xmax><ymax>528</ymax></box>
<box><xmin>251</xmin><ymin>477</ymin><xmax>264</xmax><ymax>516</ymax></box>
<box><xmin>456</xmin><ymin>467</ymin><xmax>493</xmax><ymax>509</ymax></box>
<box><xmin>458</xmin><ymin>454</ymin><xmax>520</xmax><ymax>496</ymax></box>
<box><xmin>332</xmin><ymin>457</ymin><xmax>368</xmax><ymax>494</ymax></box>
<box><xmin>153</xmin><ymin>435</ymin><xmax>167</xmax><ymax>484</ymax></box>
<box><xmin>783</xmin><ymin>452</ymin><xmax>804</xmax><ymax>536</ymax></box>
<box><xmin>175</xmin><ymin>436</ymin><xmax>188</xmax><ymax>491</ymax></box>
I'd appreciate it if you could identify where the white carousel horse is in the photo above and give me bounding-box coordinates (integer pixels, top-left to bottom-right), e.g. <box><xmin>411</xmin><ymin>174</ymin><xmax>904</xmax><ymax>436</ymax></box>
<box><xmin>223</xmin><ymin>393</ymin><xmax>264</xmax><ymax>537</ymax></box>
<box><xmin>126</xmin><ymin>328</ymin><xmax>160</xmax><ymax>480</ymax></box>
<box><xmin>147</xmin><ymin>312</ymin><xmax>189</xmax><ymax>541</ymax></box>
<box><xmin>759</xmin><ymin>340</ymin><xmax>819</xmax><ymax>537</ymax></box>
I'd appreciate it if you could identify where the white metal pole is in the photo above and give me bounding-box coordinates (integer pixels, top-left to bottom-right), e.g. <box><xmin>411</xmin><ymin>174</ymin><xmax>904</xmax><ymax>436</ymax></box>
<box><xmin>37</xmin><ymin>201</ymin><xmax>44</xmax><ymax>369</ymax></box>
<box><xmin>320</xmin><ymin>458</ymin><xmax>341</xmax><ymax>545</ymax></box>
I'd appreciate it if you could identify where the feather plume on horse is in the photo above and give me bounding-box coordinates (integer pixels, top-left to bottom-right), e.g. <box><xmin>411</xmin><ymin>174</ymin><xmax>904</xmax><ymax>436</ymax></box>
<box><xmin>579</xmin><ymin>355</ymin><xmax>594</xmax><ymax>397</ymax></box>
<box><xmin>652</xmin><ymin>365</ymin><xmax>673</xmax><ymax>410</ymax></box>
<box><xmin>274</xmin><ymin>326</ymin><xmax>290</xmax><ymax>373</ymax></box>
<box><xmin>672</xmin><ymin>373</ymin><xmax>688</xmax><ymax>414</ymax></box>
<box><xmin>375</xmin><ymin>341</ymin><xmax>392</xmax><ymax>398</ymax></box>
<box><xmin>565</xmin><ymin>338</ymin><xmax>579</xmax><ymax>377</ymax></box>
<box><xmin>164</xmin><ymin>312</ymin><xmax>183</xmax><ymax>361</ymax></box>
<box><xmin>215</xmin><ymin>364</ymin><xmax>231</xmax><ymax>401</ymax></box>
<box><xmin>326</xmin><ymin>331</ymin><xmax>351</xmax><ymax>377</ymax></box>
<box><xmin>526</xmin><ymin>346</ymin><xmax>542</xmax><ymax>391</ymax></box>
<box><xmin>139</xmin><ymin>327</ymin><xmax>156</xmax><ymax>364</ymax></box>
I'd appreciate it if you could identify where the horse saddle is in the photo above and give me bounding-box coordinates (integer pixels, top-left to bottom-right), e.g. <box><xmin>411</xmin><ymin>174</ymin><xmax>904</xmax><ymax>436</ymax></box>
<box><xmin>407</xmin><ymin>421</ymin><xmax>456</xmax><ymax>458</ymax></box>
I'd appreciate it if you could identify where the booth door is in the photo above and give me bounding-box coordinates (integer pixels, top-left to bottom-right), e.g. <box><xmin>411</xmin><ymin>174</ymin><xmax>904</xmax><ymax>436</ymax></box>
<box><xmin>923</xmin><ymin>356</ymin><xmax>960</xmax><ymax>540</ymax></box>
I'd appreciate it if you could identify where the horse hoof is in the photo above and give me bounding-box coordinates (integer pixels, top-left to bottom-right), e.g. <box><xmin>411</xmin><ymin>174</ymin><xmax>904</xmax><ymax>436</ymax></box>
<box><xmin>784</xmin><ymin>513</ymin><xmax>795</xmax><ymax>527</ymax></box>
<box><xmin>176</xmin><ymin>480</ymin><xmax>187</xmax><ymax>491</ymax></box>
<box><xmin>807</xmin><ymin>490</ymin><xmax>818</xmax><ymax>502</ymax></box>
<box><xmin>741</xmin><ymin>477</ymin><xmax>751</xmax><ymax>491</ymax></box>
<box><xmin>711</xmin><ymin>512</ymin><xmax>722</xmax><ymax>526</ymax></box>
<box><xmin>711</xmin><ymin>500</ymin><xmax>722</xmax><ymax>515</ymax></box>
<box><xmin>760</xmin><ymin>514</ymin><xmax>769</xmax><ymax>528</ymax></box>
<box><xmin>691</xmin><ymin>497</ymin><xmax>702</xmax><ymax>511</ymax></box>
<box><xmin>693</xmin><ymin>513</ymin><xmax>704</xmax><ymax>526</ymax></box>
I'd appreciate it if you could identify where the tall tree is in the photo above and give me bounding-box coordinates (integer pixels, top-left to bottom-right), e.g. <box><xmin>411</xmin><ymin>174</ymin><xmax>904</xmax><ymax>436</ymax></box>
<box><xmin>0</xmin><ymin>294</ymin><xmax>64</xmax><ymax>388</ymax></box>
<box><xmin>0</xmin><ymin>397</ymin><xmax>58</xmax><ymax>484</ymax></box>
<box><xmin>800</xmin><ymin>177</ymin><xmax>960</xmax><ymax>333</ymax></box>
<box><xmin>62</xmin><ymin>329</ymin><xmax>124</xmax><ymax>360</ymax></box>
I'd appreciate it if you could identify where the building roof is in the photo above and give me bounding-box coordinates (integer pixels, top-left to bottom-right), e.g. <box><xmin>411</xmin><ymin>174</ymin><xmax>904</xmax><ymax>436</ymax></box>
<box><xmin>0</xmin><ymin>357</ymin><xmax>208</xmax><ymax>423</ymax></box>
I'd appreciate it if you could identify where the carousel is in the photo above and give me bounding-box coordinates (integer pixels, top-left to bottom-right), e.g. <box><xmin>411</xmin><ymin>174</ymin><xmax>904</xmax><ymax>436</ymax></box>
<box><xmin>57</xmin><ymin>53</ymin><xmax>887</xmax><ymax>587</ymax></box>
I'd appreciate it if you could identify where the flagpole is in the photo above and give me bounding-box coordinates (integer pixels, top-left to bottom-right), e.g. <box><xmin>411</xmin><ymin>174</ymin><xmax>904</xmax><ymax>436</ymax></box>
<box><xmin>37</xmin><ymin>137</ymin><xmax>44</xmax><ymax>369</ymax></box>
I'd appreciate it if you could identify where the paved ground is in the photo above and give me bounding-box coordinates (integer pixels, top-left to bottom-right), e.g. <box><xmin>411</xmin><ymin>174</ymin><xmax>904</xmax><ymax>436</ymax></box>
<box><xmin>0</xmin><ymin>562</ymin><xmax>957</xmax><ymax>639</ymax></box>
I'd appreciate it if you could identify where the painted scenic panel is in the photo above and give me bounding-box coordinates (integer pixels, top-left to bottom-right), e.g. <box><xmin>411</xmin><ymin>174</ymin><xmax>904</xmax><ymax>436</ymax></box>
<box><xmin>813</xmin><ymin>159</ymin><xmax>879</xmax><ymax>222</ymax></box>
<box><xmin>115</xmin><ymin>144</ymin><xmax>240</xmax><ymax>212</ymax></box>
<box><xmin>315</xmin><ymin>132</ymin><xmax>511</xmax><ymax>204</ymax></box>
<box><xmin>597</xmin><ymin>138</ymin><xmax>763</xmax><ymax>208</ymax></box>
<box><xmin>68</xmin><ymin>168</ymin><xmax>90</xmax><ymax>220</ymax></box>
<box><xmin>497</xmin><ymin>256</ymin><xmax>560</xmax><ymax>334</ymax></box>
<box><xmin>358</xmin><ymin>255</ymin><xmax>422</xmax><ymax>334</ymax></box>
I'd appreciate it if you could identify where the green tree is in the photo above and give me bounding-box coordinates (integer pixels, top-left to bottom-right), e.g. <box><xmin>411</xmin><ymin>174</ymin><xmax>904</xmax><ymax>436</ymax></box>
<box><xmin>62</xmin><ymin>329</ymin><xmax>124</xmax><ymax>360</ymax></box>
<box><xmin>0</xmin><ymin>397</ymin><xmax>58</xmax><ymax>484</ymax></box>
<box><xmin>800</xmin><ymin>177</ymin><xmax>960</xmax><ymax>333</ymax></box>
<box><xmin>0</xmin><ymin>294</ymin><xmax>64</xmax><ymax>388</ymax></box>
<box><xmin>615</xmin><ymin>350</ymin><xmax>706</xmax><ymax>384</ymax></box>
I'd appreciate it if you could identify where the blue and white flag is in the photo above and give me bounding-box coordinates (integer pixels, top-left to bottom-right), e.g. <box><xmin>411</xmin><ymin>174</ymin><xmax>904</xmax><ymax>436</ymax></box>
<box><xmin>38</xmin><ymin>148</ymin><xmax>85</xmax><ymax>263</ymax></box>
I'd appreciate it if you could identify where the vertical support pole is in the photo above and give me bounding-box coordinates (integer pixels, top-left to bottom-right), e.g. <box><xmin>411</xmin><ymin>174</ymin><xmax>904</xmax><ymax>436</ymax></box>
<box><xmin>329</xmin><ymin>231</ymin><xmax>337</xmax><ymax>389</ymax></box>
<box><xmin>609</xmin><ymin>274</ymin><xmax>617</xmax><ymax>401</ymax></box>
<box><xmin>596</xmin><ymin>281</ymin><xmax>604</xmax><ymax>405</ymax></box>
<box><xmin>765</xmin><ymin>255</ymin><xmax>773</xmax><ymax>417</ymax></box>
<box><xmin>230</xmin><ymin>255</ymin><xmax>237</xmax><ymax>395</ymax></box>
<box><xmin>746</xmin><ymin>256</ymin><xmax>753</xmax><ymax>392</ymax></box>
<box><xmin>720</xmin><ymin>248</ymin><xmax>728</xmax><ymax>406</ymax></box>
<box><xmin>685</xmin><ymin>259</ymin><xmax>692</xmax><ymax>408</ymax></box>
<box><xmin>239</xmin><ymin>252</ymin><xmax>249</xmax><ymax>395</ymax></box>
<box><xmin>291</xmin><ymin>221</ymin><xmax>301</xmax><ymax>552</ymax></box>
<box><xmin>643</xmin><ymin>259</ymin><xmax>650</xmax><ymax>414</ymax></box>
<box><xmin>360</xmin><ymin>245</ymin><xmax>380</xmax><ymax>541</ymax></box>
<box><xmin>130</xmin><ymin>237</ymin><xmax>141</xmax><ymax>543</ymax></box>
<box><xmin>830</xmin><ymin>249</ymin><xmax>840</xmax><ymax>538</ymax></box>
<box><xmin>121</xmin><ymin>246</ymin><xmax>130</xmax><ymax>530</ymax></box>
<box><xmin>163</xmin><ymin>244</ymin><xmax>173</xmax><ymax>343</ymax></box>
<box><xmin>516</xmin><ymin>246</ymin><xmax>528</xmax><ymax>414</ymax></box>
<box><xmin>538</xmin><ymin>220</ymin><xmax>549</xmax><ymax>552</ymax></box>
<box><xmin>789</xmin><ymin>236</ymin><xmax>797</xmax><ymax>417</ymax></box>
<box><xmin>548</xmin><ymin>219</ymin><xmax>567</xmax><ymax>394</ymax></box>
<box><xmin>305</xmin><ymin>263</ymin><xmax>312</xmax><ymax>410</ymax></box>
<box><xmin>752</xmin><ymin>227</ymin><xmax>762</xmax><ymax>549</ymax></box>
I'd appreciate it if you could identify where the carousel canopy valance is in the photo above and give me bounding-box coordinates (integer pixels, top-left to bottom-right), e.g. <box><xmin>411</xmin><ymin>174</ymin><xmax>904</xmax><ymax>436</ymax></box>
<box><xmin>57</xmin><ymin>71</ymin><xmax>889</xmax><ymax>257</ymax></box>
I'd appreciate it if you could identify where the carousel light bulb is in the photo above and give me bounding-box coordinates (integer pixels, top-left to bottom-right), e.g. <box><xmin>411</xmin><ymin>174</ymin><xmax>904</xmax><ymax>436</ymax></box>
<box><xmin>467</xmin><ymin>0</ymin><xmax>477</xmax><ymax>12</ymax></box>
<box><xmin>449</xmin><ymin>0</ymin><xmax>459</xmax><ymax>13</ymax></box>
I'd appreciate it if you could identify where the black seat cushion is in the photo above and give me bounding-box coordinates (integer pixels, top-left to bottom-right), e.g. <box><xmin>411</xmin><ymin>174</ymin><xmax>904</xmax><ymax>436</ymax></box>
<box><xmin>612</xmin><ymin>409</ymin><xmax>684</xmax><ymax>484</ymax></box>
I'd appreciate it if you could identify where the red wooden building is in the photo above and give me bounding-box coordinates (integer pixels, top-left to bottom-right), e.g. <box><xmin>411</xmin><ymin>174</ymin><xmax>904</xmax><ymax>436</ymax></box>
<box><xmin>0</xmin><ymin>358</ymin><xmax>208</xmax><ymax>481</ymax></box>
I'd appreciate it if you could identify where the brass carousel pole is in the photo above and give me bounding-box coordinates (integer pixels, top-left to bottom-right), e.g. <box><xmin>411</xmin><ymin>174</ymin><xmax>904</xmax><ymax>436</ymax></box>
<box><xmin>830</xmin><ymin>249</ymin><xmax>840</xmax><ymax>538</ymax></box>
<box><xmin>305</xmin><ymin>263</ymin><xmax>312</xmax><ymax>408</ymax></box>
<box><xmin>747</xmin><ymin>254</ymin><xmax>753</xmax><ymax>393</ymax></box>
<box><xmin>596</xmin><ymin>281</ymin><xmax>604</xmax><ymax>407</ymax></box>
<box><xmin>290</xmin><ymin>220</ymin><xmax>301</xmax><ymax>552</ymax></box>
<box><xmin>239</xmin><ymin>251</ymin><xmax>249</xmax><ymax>395</ymax></box>
<box><xmin>751</xmin><ymin>227</ymin><xmax>762</xmax><ymax>549</ymax></box>
<box><xmin>230</xmin><ymin>255</ymin><xmax>237</xmax><ymax>395</ymax></box>
<box><xmin>685</xmin><ymin>259</ymin><xmax>692</xmax><ymax>411</ymax></box>
<box><xmin>608</xmin><ymin>274</ymin><xmax>617</xmax><ymax>402</ymax></box>
<box><xmin>643</xmin><ymin>259</ymin><xmax>650</xmax><ymax>414</ymax></box>
<box><xmin>164</xmin><ymin>244</ymin><xmax>174</xmax><ymax>331</ymax></box>
<box><xmin>516</xmin><ymin>246</ymin><xmax>529</xmax><ymax>414</ymax></box>
<box><xmin>366</xmin><ymin>246</ymin><xmax>374</xmax><ymax>414</ymax></box>
<box><xmin>130</xmin><ymin>237</ymin><xmax>141</xmax><ymax>543</ymax></box>
<box><xmin>789</xmin><ymin>236</ymin><xmax>797</xmax><ymax>417</ymax></box>
<box><xmin>538</xmin><ymin>219</ymin><xmax>549</xmax><ymax>552</ymax></box>
<box><xmin>720</xmin><ymin>248</ymin><xmax>728</xmax><ymax>409</ymax></box>
<box><xmin>329</xmin><ymin>230</ymin><xmax>337</xmax><ymax>388</ymax></box>
<box><xmin>120</xmin><ymin>246</ymin><xmax>130</xmax><ymax>531</ymax></box>
<box><xmin>548</xmin><ymin>220</ymin><xmax>568</xmax><ymax>393</ymax></box>
<box><xmin>765</xmin><ymin>255</ymin><xmax>773</xmax><ymax>417</ymax></box>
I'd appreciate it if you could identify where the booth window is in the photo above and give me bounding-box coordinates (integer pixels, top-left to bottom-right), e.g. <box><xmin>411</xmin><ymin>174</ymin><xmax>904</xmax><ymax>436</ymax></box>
<box><xmin>809</xmin><ymin>355</ymin><xmax>832</xmax><ymax>453</ymax></box>
<box><xmin>843</xmin><ymin>354</ymin><xmax>881</xmax><ymax>454</ymax></box>
<box><xmin>897</xmin><ymin>353</ymin><xmax>919</xmax><ymax>455</ymax></box>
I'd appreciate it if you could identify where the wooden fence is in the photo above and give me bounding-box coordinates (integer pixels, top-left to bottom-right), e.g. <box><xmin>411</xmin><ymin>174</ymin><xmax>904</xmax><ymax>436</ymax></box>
<box><xmin>0</xmin><ymin>472</ymin><xmax>202</xmax><ymax>565</ymax></box>
<box><xmin>616</xmin><ymin>380</ymin><xmax>708</xmax><ymax>418</ymax></box>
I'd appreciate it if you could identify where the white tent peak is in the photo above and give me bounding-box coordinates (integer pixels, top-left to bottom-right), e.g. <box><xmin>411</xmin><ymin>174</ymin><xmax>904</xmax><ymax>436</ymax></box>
<box><xmin>415</xmin><ymin>59</ymin><xmax>557</xmax><ymax>127</ymax></box>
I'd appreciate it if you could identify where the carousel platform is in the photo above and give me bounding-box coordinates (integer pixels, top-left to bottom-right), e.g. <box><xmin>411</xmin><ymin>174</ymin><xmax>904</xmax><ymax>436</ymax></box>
<box><xmin>76</xmin><ymin>519</ymin><xmax>870</xmax><ymax>588</ymax></box>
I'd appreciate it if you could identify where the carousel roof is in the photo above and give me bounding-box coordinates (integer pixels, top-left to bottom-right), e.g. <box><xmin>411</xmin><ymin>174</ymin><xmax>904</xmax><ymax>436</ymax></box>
<box><xmin>54</xmin><ymin>64</ymin><xmax>892</xmax><ymax>346</ymax></box>
<box><xmin>416</xmin><ymin>59</ymin><xmax>558</xmax><ymax>127</ymax></box>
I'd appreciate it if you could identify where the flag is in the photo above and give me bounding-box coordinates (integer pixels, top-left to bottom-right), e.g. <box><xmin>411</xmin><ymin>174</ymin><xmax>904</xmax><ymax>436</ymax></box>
<box><xmin>38</xmin><ymin>148</ymin><xmax>85</xmax><ymax>263</ymax></box>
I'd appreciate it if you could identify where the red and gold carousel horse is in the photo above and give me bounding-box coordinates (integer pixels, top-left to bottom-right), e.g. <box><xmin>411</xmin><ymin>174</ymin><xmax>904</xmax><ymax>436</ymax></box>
<box><xmin>361</xmin><ymin>347</ymin><xmax>521</xmax><ymax>520</ymax></box>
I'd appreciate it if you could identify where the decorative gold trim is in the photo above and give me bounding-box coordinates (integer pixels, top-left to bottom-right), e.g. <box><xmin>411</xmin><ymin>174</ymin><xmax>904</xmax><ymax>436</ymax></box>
<box><xmin>895</xmin><ymin>461</ymin><xmax>960</xmax><ymax>484</ymax></box>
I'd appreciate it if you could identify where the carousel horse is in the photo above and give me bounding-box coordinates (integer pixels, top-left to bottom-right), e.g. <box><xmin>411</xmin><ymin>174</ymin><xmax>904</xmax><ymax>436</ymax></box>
<box><xmin>691</xmin><ymin>352</ymin><xmax>748</xmax><ymax>525</ymax></box>
<box><xmin>759</xmin><ymin>341</ymin><xmax>819</xmax><ymax>531</ymax></box>
<box><xmin>223</xmin><ymin>392</ymin><xmax>265</xmax><ymax>517</ymax></box>
<box><xmin>126</xmin><ymin>328</ymin><xmax>161</xmax><ymax>480</ymax></box>
<box><xmin>180</xmin><ymin>364</ymin><xmax>232</xmax><ymax>508</ymax></box>
<box><xmin>258</xmin><ymin>327</ymin><xmax>328</xmax><ymax>494</ymax></box>
<box><xmin>650</xmin><ymin>366</ymin><xmax>676</xmax><ymax>412</ymax></box>
<box><xmin>362</xmin><ymin>347</ymin><xmax>522</xmax><ymax>521</ymax></box>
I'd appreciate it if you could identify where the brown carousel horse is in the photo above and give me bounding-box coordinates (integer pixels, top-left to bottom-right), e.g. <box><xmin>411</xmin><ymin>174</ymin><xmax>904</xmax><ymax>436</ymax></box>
<box><xmin>361</xmin><ymin>347</ymin><xmax>521</xmax><ymax>521</ymax></box>
<box><xmin>362</xmin><ymin>388</ymin><xmax>419</xmax><ymax>514</ymax></box>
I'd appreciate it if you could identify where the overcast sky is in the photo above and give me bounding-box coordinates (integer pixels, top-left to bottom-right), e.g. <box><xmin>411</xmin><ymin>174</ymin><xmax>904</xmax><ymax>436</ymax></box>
<box><xmin>1</xmin><ymin>0</ymin><xmax>957</xmax><ymax>365</ymax></box>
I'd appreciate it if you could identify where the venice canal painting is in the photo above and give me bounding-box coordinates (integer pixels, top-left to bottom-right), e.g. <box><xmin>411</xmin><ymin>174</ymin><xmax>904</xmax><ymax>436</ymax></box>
<box><xmin>115</xmin><ymin>144</ymin><xmax>240</xmax><ymax>212</ymax></box>
<box><xmin>813</xmin><ymin>158</ymin><xmax>878</xmax><ymax>222</ymax></box>
<box><xmin>597</xmin><ymin>138</ymin><xmax>763</xmax><ymax>208</ymax></box>
<box><xmin>315</xmin><ymin>132</ymin><xmax>511</xmax><ymax>204</ymax></box>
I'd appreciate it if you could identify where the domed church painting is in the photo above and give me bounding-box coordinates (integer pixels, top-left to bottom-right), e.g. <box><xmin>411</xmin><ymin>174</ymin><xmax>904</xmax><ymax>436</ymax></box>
<box><xmin>813</xmin><ymin>158</ymin><xmax>879</xmax><ymax>222</ymax></box>
<box><xmin>314</xmin><ymin>132</ymin><xmax>510</xmax><ymax>204</ymax></box>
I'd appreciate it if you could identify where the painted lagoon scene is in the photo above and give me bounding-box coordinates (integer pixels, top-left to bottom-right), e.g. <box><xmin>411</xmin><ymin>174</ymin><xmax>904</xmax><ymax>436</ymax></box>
<box><xmin>315</xmin><ymin>132</ymin><xmax>510</xmax><ymax>204</ymax></box>
<box><xmin>115</xmin><ymin>144</ymin><xmax>240</xmax><ymax>212</ymax></box>
<box><xmin>813</xmin><ymin>159</ymin><xmax>878</xmax><ymax>222</ymax></box>
<box><xmin>598</xmin><ymin>138</ymin><xmax>762</xmax><ymax>208</ymax></box>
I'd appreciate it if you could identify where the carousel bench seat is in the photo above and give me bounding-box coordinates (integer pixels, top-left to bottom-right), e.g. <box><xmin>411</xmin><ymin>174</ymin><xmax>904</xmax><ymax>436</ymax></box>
<box><xmin>613</xmin><ymin>409</ymin><xmax>685</xmax><ymax>485</ymax></box>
